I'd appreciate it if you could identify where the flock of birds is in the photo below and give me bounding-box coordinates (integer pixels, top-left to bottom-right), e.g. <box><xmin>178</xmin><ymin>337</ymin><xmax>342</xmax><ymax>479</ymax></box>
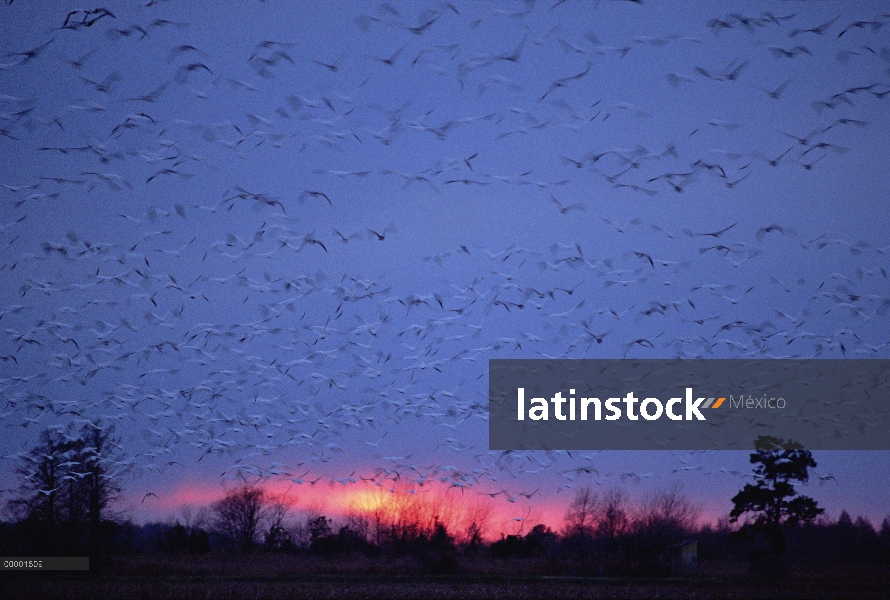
<box><xmin>0</xmin><ymin>1</ymin><xmax>888</xmax><ymax>525</ymax></box>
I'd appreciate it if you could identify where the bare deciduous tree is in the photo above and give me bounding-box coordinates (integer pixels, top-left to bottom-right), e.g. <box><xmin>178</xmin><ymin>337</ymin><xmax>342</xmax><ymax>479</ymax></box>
<box><xmin>564</xmin><ymin>486</ymin><xmax>598</xmax><ymax>538</ymax></box>
<box><xmin>638</xmin><ymin>482</ymin><xmax>700</xmax><ymax>539</ymax></box>
<box><xmin>212</xmin><ymin>484</ymin><xmax>271</xmax><ymax>552</ymax></box>
<box><xmin>597</xmin><ymin>488</ymin><xmax>630</xmax><ymax>540</ymax></box>
<box><xmin>263</xmin><ymin>493</ymin><xmax>293</xmax><ymax>550</ymax></box>
<box><xmin>6</xmin><ymin>422</ymin><xmax>127</xmax><ymax>557</ymax></box>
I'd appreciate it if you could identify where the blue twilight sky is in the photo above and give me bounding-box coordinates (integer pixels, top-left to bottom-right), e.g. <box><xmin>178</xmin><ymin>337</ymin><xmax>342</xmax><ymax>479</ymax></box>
<box><xmin>1</xmin><ymin>0</ymin><xmax>889</xmax><ymax>529</ymax></box>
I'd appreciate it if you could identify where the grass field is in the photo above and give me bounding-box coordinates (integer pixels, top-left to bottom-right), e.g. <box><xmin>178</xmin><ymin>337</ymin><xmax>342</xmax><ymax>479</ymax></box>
<box><xmin>2</xmin><ymin>556</ymin><xmax>888</xmax><ymax>599</ymax></box>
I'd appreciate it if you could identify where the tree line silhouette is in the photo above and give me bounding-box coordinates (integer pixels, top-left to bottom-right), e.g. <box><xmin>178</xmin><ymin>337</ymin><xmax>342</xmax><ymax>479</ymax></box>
<box><xmin>2</xmin><ymin>427</ymin><xmax>889</xmax><ymax>577</ymax></box>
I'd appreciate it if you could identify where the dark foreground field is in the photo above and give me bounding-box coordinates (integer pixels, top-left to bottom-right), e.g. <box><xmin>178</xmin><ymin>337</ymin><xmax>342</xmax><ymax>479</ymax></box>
<box><xmin>2</xmin><ymin>556</ymin><xmax>889</xmax><ymax>600</ymax></box>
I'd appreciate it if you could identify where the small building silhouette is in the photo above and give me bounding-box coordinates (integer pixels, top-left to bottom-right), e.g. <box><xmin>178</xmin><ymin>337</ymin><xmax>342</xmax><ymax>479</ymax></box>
<box><xmin>663</xmin><ymin>539</ymin><xmax>697</xmax><ymax>575</ymax></box>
